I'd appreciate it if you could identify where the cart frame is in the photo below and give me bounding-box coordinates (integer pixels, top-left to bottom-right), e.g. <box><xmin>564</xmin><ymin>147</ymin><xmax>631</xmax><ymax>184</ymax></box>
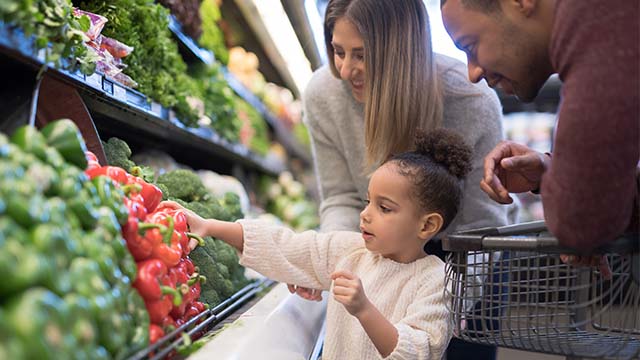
<box><xmin>443</xmin><ymin>221</ymin><xmax>639</xmax><ymax>360</ymax></box>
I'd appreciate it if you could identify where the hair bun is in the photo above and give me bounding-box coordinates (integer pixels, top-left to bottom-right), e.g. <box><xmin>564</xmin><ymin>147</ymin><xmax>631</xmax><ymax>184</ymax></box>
<box><xmin>414</xmin><ymin>128</ymin><xmax>472</xmax><ymax>179</ymax></box>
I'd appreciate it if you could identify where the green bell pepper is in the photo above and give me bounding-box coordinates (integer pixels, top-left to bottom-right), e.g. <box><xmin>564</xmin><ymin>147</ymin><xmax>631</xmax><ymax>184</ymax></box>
<box><xmin>0</xmin><ymin>133</ymin><xmax>9</xmax><ymax>158</ymax></box>
<box><xmin>67</xmin><ymin>195</ymin><xmax>99</xmax><ymax>230</ymax></box>
<box><xmin>26</xmin><ymin>161</ymin><xmax>59</xmax><ymax>195</ymax></box>
<box><xmin>0</xmin><ymin>218</ymin><xmax>52</xmax><ymax>296</ymax></box>
<box><xmin>5</xmin><ymin>287</ymin><xmax>70</xmax><ymax>359</ymax></box>
<box><xmin>10</xmin><ymin>125</ymin><xmax>47</xmax><ymax>161</ymax></box>
<box><xmin>0</xmin><ymin>307</ymin><xmax>26</xmax><ymax>359</ymax></box>
<box><xmin>63</xmin><ymin>294</ymin><xmax>98</xmax><ymax>350</ymax></box>
<box><xmin>125</xmin><ymin>290</ymin><xmax>150</xmax><ymax>355</ymax></box>
<box><xmin>92</xmin><ymin>176</ymin><xmax>129</xmax><ymax>225</ymax></box>
<box><xmin>44</xmin><ymin>146</ymin><xmax>66</xmax><ymax>169</ymax></box>
<box><xmin>51</xmin><ymin>166</ymin><xmax>86</xmax><ymax>199</ymax></box>
<box><xmin>68</xmin><ymin>257</ymin><xmax>110</xmax><ymax>297</ymax></box>
<box><xmin>41</xmin><ymin>119</ymin><xmax>88</xmax><ymax>170</ymax></box>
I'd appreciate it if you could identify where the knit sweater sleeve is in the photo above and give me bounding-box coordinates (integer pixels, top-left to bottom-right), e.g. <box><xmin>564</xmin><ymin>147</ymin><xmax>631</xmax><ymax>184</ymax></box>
<box><xmin>543</xmin><ymin>0</ymin><xmax>639</xmax><ymax>250</ymax></box>
<box><xmin>303</xmin><ymin>70</ymin><xmax>363</xmax><ymax>232</ymax></box>
<box><xmin>385</xmin><ymin>262</ymin><xmax>452</xmax><ymax>360</ymax></box>
<box><xmin>237</xmin><ymin>219</ymin><xmax>362</xmax><ymax>290</ymax></box>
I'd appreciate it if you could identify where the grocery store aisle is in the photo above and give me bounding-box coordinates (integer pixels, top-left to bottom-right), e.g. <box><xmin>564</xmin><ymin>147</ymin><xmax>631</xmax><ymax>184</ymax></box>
<box><xmin>497</xmin><ymin>348</ymin><xmax>564</xmax><ymax>360</ymax></box>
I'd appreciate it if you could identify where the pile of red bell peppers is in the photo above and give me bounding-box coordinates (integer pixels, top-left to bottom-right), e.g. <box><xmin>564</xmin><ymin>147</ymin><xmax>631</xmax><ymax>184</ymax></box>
<box><xmin>85</xmin><ymin>152</ymin><xmax>208</xmax><ymax>343</ymax></box>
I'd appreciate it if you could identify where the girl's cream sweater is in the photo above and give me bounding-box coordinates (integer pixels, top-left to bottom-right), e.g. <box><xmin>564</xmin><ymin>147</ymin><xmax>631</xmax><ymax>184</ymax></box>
<box><xmin>238</xmin><ymin>219</ymin><xmax>452</xmax><ymax>360</ymax></box>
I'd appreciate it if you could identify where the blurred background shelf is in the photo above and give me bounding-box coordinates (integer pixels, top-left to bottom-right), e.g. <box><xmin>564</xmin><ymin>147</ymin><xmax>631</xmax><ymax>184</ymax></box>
<box><xmin>0</xmin><ymin>22</ymin><xmax>284</xmax><ymax>176</ymax></box>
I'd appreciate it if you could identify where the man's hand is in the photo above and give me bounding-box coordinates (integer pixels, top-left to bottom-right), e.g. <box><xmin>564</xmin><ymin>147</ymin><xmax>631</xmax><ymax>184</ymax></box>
<box><xmin>480</xmin><ymin>141</ymin><xmax>550</xmax><ymax>204</ymax></box>
<box><xmin>560</xmin><ymin>254</ymin><xmax>613</xmax><ymax>280</ymax></box>
<box><xmin>331</xmin><ymin>270</ymin><xmax>370</xmax><ymax>317</ymax></box>
<box><xmin>287</xmin><ymin>284</ymin><xmax>323</xmax><ymax>301</ymax></box>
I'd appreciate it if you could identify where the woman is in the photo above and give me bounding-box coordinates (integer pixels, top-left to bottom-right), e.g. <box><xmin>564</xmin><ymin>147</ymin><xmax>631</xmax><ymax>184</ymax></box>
<box><xmin>297</xmin><ymin>0</ymin><xmax>518</xmax><ymax>358</ymax></box>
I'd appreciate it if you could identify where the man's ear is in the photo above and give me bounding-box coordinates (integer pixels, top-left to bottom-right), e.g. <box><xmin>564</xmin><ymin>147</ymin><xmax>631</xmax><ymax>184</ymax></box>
<box><xmin>505</xmin><ymin>0</ymin><xmax>538</xmax><ymax>17</ymax></box>
<box><xmin>418</xmin><ymin>213</ymin><xmax>444</xmax><ymax>240</ymax></box>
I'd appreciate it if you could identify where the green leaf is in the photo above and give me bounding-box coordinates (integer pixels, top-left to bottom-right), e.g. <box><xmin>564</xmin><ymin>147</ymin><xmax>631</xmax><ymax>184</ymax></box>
<box><xmin>77</xmin><ymin>14</ymin><xmax>91</xmax><ymax>32</ymax></box>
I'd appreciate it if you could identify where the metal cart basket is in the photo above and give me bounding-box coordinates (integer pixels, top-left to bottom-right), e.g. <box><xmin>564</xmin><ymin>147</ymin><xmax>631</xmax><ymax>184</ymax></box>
<box><xmin>443</xmin><ymin>221</ymin><xmax>639</xmax><ymax>360</ymax></box>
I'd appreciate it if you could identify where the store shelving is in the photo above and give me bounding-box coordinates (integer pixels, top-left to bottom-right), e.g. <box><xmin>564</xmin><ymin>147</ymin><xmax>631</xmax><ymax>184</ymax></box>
<box><xmin>168</xmin><ymin>16</ymin><xmax>215</xmax><ymax>66</ymax></box>
<box><xmin>168</xmin><ymin>16</ymin><xmax>313</xmax><ymax>165</ymax></box>
<box><xmin>129</xmin><ymin>278</ymin><xmax>275</xmax><ymax>360</ymax></box>
<box><xmin>0</xmin><ymin>22</ymin><xmax>284</xmax><ymax>176</ymax></box>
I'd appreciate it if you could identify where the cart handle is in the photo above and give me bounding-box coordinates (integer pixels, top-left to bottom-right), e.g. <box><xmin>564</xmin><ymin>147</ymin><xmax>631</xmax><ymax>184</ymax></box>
<box><xmin>443</xmin><ymin>221</ymin><xmax>639</xmax><ymax>254</ymax></box>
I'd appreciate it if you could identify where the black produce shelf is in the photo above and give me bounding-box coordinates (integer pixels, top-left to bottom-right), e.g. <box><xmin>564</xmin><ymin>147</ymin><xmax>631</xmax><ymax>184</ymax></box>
<box><xmin>222</xmin><ymin>67</ymin><xmax>313</xmax><ymax>165</ymax></box>
<box><xmin>0</xmin><ymin>22</ymin><xmax>284</xmax><ymax>176</ymax></box>
<box><xmin>168</xmin><ymin>16</ymin><xmax>214</xmax><ymax>66</ymax></box>
<box><xmin>128</xmin><ymin>278</ymin><xmax>276</xmax><ymax>360</ymax></box>
<box><xmin>166</xmin><ymin>16</ymin><xmax>312</xmax><ymax>165</ymax></box>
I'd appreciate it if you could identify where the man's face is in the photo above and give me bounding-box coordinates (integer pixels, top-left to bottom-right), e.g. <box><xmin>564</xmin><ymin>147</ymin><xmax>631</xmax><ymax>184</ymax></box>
<box><xmin>441</xmin><ymin>0</ymin><xmax>552</xmax><ymax>102</ymax></box>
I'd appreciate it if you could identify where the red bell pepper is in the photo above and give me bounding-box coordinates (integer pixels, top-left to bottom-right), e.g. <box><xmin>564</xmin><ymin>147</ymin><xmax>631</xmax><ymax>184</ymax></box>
<box><xmin>183</xmin><ymin>301</ymin><xmax>208</xmax><ymax>322</ymax></box>
<box><xmin>85</xmin><ymin>165</ymin><xmax>128</xmax><ymax>184</ymax></box>
<box><xmin>124</xmin><ymin>194</ymin><xmax>147</xmax><ymax>221</ymax></box>
<box><xmin>149</xmin><ymin>324</ymin><xmax>165</xmax><ymax>344</ymax></box>
<box><xmin>133</xmin><ymin>259</ymin><xmax>178</xmax><ymax>301</ymax></box>
<box><xmin>85</xmin><ymin>151</ymin><xmax>100</xmax><ymax>170</ymax></box>
<box><xmin>123</xmin><ymin>220</ymin><xmax>164</xmax><ymax>261</ymax></box>
<box><xmin>146</xmin><ymin>296</ymin><xmax>173</xmax><ymax>325</ymax></box>
<box><xmin>147</xmin><ymin>215</ymin><xmax>183</xmax><ymax>267</ymax></box>
<box><xmin>128</xmin><ymin>175</ymin><xmax>163</xmax><ymax>214</ymax></box>
<box><xmin>161</xmin><ymin>315</ymin><xmax>177</xmax><ymax>331</ymax></box>
<box><xmin>182</xmin><ymin>258</ymin><xmax>196</xmax><ymax>275</ymax></box>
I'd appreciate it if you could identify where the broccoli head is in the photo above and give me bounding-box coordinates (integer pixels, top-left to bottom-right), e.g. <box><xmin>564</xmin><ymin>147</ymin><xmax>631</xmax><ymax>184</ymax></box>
<box><xmin>218</xmin><ymin>192</ymin><xmax>243</xmax><ymax>220</ymax></box>
<box><xmin>156</xmin><ymin>169</ymin><xmax>208</xmax><ymax>202</ymax></box>
<box><xmin>156</xmin><ymin>183</ymin><xmax>170</xmax><ymax>201</ymax></box>
<box><xmin>200</xmin><ymin>289</ymin><xmax>220</xmax><ymax>307</ymax></box>
<box><xmin>103</xmin><ymin>137</ymin><xmax>135</xmax><ymax>171</ymax></box>
<box><xmin>211</xmin><ymin>239</ymin><xmax>240</xmax><ymax>271</ymax></box>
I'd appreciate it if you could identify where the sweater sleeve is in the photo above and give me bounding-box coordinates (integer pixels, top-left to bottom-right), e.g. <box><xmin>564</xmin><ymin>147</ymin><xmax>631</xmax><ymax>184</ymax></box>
<box><xmin>544</xmin><ymin>0</ymin><xmax>639</xmax><ymax>250</ymax></box>
<box><xmin>385</xmin><ymin>263</ymin><xmax>452</xmax><ymax>360</ymax></box>
<box><xmin>303</xmin><ymin>76</ymin><xmax>363</xmax><ymax>232</ymax></box>
<box><xmin>237</xmin><ymin>219</ymin><xmax>362</xmax><ymax>289</ymax></box>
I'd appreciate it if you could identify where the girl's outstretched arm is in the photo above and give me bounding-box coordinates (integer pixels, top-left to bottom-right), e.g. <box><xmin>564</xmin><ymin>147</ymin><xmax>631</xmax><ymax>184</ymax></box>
<box><xmin>158</xmin><ymin>201</ymin><xmax>244</xmax><ymax>252</ymax></box>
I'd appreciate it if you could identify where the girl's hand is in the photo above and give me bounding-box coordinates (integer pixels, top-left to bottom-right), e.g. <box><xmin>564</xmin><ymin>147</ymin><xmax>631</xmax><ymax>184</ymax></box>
<box><xmin>158</xmin><ymin>201</ymin><xmax>209</xmax><ymax>238</ymax></box>
<box><xmin>287</xmin><ymin>284</ymin><xmax>323</xmax><ymax>301</ymax></box>
<box><xmin>331</xmin><ymin>270</ymin><xmax>370</xmax><ymax>318</ymax></box>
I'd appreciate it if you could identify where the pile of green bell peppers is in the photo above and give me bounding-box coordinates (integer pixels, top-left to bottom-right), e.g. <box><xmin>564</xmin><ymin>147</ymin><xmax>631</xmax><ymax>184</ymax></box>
<box><xmin>0</xmin><ymin>120</ymin><xmax>149</xmax><ymax>359</ymax></box>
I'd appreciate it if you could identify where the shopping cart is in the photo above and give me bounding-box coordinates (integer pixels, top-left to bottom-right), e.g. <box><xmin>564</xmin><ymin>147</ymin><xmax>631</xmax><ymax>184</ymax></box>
<box><xmin>443</xmin><ymin>221</ymin><xmax>639</xmax><ymax>360</ymax></box>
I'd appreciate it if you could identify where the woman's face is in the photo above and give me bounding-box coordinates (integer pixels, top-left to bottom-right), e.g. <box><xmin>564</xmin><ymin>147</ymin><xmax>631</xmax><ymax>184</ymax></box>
<box><xmin>332</xmin><ymin>18</ymin><xmax>366</xmax><ymax>103</ymax></box>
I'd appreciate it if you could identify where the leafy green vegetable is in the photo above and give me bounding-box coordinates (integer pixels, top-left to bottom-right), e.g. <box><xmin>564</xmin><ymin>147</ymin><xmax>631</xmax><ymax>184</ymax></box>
<box><xmin>1</xmin><ymin>0</ymin><xmax>97</xmax><ymax>74</ymax></box>
<box><xmin>190</xmin><ymin>62</ymin><xmax>241</xmax><ymax>143</ymax></box>
<box><xmin>78</xmin><ymin>0</ymin><xmax>200</xmax><ymax>126</ymax></box>
<box><xmin>234</xmin><ymin>96</ymin><xmax>270</xmax><ymax>156</ymax></box>
<box><xmin>199</xmin><ymin>0</ymin><xmax>228</xmax><ymax>65</ymax></box>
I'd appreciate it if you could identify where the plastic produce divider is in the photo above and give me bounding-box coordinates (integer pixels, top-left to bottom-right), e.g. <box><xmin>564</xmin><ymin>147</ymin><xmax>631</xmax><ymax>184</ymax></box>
<box><xmin>127</xmin><ymin>278</ymin><xmax>274</xmax><ymax>360</ymax></box>
<box><xmin>149</xmin><ymin>279</ymin><xmax>276</xmax><ymax>360</ymax></box>
<box><xmin>28</xmin><ymin>72</ymin><xmax>44</xmax><ymax>127</ymax></box>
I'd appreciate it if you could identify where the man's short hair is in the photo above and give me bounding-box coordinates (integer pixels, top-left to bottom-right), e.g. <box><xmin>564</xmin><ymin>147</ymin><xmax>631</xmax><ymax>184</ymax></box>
<box><xmin>441</xmin><ymin>0</ymin><xmax>502</xmax><ymax>13</ymax></box>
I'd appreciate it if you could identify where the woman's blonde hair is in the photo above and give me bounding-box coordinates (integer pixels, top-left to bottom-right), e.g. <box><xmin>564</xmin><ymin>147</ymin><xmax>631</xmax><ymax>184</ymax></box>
<box><xmin>324</xmin><ymin>0</ymin><xmax>443</xmax><ymax>168</ymax></box>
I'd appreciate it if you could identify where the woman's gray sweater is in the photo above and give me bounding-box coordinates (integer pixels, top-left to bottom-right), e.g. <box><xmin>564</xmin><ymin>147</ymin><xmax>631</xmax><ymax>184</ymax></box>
<box><xmin>303</xmin><ymin>54</ymin><xmax>517</xmax><ymax>235</ymax></box>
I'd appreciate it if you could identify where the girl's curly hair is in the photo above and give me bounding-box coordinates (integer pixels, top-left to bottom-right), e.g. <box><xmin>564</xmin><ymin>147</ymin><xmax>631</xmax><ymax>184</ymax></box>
<box><xmin>389</xmin><ymin>128</ymin><xmax>472</xmax><ymax>232</ymax></box>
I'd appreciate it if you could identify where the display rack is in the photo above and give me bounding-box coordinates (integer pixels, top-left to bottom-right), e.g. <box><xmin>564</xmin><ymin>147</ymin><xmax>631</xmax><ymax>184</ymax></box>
<box><xmin>168</xmin><ymin>16</ymin><xmax>215</xmax><ymax>66</ymax></box>
<box><xmin>168</xmin><ymin>16</ymin><xmax>313</xmax><ymax>165</ymax></box>
<box><xmin>129</xmin><ymin>278</ymin><xmax>275</xmax><ymax>360</ymax></box>
<box><xmin>0</xmin><ymin>22</ymin><xmax>284</xmax><ymax>176</ymax></box>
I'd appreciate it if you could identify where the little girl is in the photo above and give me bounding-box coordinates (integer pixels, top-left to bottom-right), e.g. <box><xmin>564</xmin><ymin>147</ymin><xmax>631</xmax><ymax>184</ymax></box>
<box><xmin>162</xmin><ymin>128</ymin><xmax>472</xmax><ymax>360</ymax></box>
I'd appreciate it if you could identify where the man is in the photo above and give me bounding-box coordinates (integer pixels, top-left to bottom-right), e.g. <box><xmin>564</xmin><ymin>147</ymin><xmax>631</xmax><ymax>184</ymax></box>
<box><xmin>441</xmin><ymin>0</ymin><xmax>639</xmax><ymax>251</ymax></box>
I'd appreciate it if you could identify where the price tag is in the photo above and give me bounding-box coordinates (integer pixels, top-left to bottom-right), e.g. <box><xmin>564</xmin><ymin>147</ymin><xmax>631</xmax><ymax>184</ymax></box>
<box><xmin>113</xmin><ymin>84</ymin><xmax>127</xmax><ymax>102</ymax></box>
<box><xmin>85</xmin><ymin>73</ymin><xmax>102</xmax><ymax>89</ymax></box>
<box><xmin>151</xmin><ymin>102</ymin><xmax>162</xmax><ymax>116</ymax></box>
